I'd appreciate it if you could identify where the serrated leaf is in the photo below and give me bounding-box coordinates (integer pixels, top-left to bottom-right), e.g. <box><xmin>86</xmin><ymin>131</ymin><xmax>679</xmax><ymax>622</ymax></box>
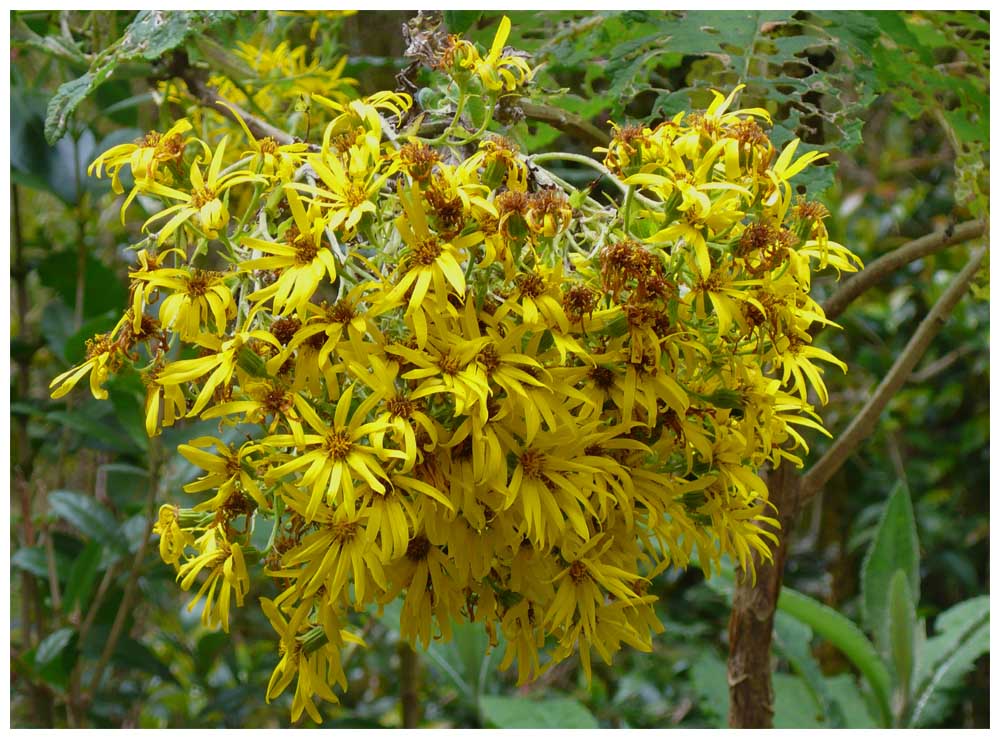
<box><xmin>44</xmin><ymin>10</ymin><xmax>237</xmax><ymax>143</ymax></box>
<box><xmin>909</xmin><ymin>596</ymin><xmax>989</xmax><ymax>727</ymax></box>
<box><xmin>861</xmin><ymin>483</ymin><xmax>920</xmax><ymax>656</ymax></box>
<box><xmin>478</xmin><ymin>696</ymin><xmax>599</xmax><ymax>729</ymax></box>
<box><xmin>44</xmin><ymin>74</ymin><xmax>94</xmax><ymax>144</ymax></box>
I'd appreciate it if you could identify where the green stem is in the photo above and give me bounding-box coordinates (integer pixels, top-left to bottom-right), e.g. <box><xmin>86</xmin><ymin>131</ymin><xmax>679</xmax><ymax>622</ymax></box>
<box><xmin>623</xmin><ymin>185</ymin><xmax>635</xmax><ymax>235</ymax></box>
<box><xmin>528</xmin><ymin>152</ymin><xmax>660</xmax><ymax>210</ymax></box>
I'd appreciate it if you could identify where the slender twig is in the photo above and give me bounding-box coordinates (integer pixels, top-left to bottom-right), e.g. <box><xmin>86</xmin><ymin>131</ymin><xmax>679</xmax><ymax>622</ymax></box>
<box><xmin>801</xmin><ymin>246</ymin><xmax>987</xmax><ymax>500</ymax></box>
<box><xmin>818</xmin><ymin>219</ymin><xmax>985</xmax><ymax>328</ymax></box>
<box><xmin>908</xmin><ymin>343</ymin><xmax>976</xmax><ymax>384</ymax></box>
<box><xmin>528</xmin><ymin>152</ymin><xmax>659</xmax><ymax>210</ymax></box>
<box><xmin>43</xmin><ymin>523</ymin><xmax>63</xmax><ymax>613</ymax></box>
<box><xmin>82</xmin><ymin>440</ymin><xmax>161</xmax><ymax>706</ymax></box>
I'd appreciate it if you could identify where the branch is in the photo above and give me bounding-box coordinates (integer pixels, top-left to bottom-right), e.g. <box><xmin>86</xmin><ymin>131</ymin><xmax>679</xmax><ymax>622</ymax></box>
<box><xmin>171</xmin><ymin>53</ymin><xmax>297</xmax><ymax>146</ymax></box>
<box><xmin>819</xmin><ymin>219</ymin><xmax>985</xmax><ymax>327</ymax></box>
<box><xmin>83</xmin><ymin>441</ymin><xmax>161</xmax><ymax>707</ymax></box>
<box><xmin>519</xmin><ymin>100</ymin><xmax>610</xmax><ymax>149</ymax></box>
<box><xmin>801</xmin><ymin>245</ymin><xmax>987</xmax><ymax>500</ymax></box>
<box><xmin>907</xmin><ymin>343</ymin><xmax>976</xmax><ymax>384</ymax></box>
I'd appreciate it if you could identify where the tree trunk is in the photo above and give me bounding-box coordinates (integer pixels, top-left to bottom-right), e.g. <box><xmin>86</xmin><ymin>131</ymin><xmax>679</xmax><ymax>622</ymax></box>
<box><xmin>727</xmin><ymin>464</ymin><xmax>802</xmax><ymax>728</ymax></box>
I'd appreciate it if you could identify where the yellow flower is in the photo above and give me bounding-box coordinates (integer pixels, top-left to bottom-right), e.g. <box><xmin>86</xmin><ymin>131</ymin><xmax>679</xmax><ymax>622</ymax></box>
<box><xmin>142</xmin><ymin>135</ymin><xmax>265</xmax><ymax>243</ymax></box>
<box><xmin>143</xmin><ymin>364</ymin><xmax>187</xmax><ymax>437</ymax></box>
<box><xmin>243</xmin><ymin>188</ymin><xmax>339</xmax><ymax>317</ymax></box>
<box><xmin>153</xmin><ymin>504</ymin><xmax>193</xmax><ymax>566</ymax></box>
<box><xmin>218</xmin><ymin>101</ymin><xmax>309</xmax><ymax>179</ymax></box>
<box><xmin>132</xmin><ymin>267</ymin><xmax>235</xmax><ymax>341</ymax></box>
<box><xmin>544</xmin><ymin>534</ymin><xmax>644</xmax><ymax>639</ymax></box>
<box><xmin>279</xmin><ymin>503</ymin><xmax>387</xmax><ymax>609</ymax></box>
<box><xmin>49</xmin><ymin>312</ymin><xmax>132</xmax><ymax>401</ymax></box>
<box><xmin>88</xmin><ymin>119</ymin><xmax>194</xmax><ymax>220</ymax></box>
<box><xmin>470</xmin><ymin>16</ymin><xmax>533</xmax><ymax>92</ymax></box>
<box><xmin>178</xmin><ymin>436</ymin><xmax>268</xmax><ymax>511</ymax></box>
<box><xmin>156</xmin><ymin>330</ymin><xmax>280</xmax><ymax>417</ymax></box>
<box><xmin>263</xmin><ymin>383</ymin><xmax>404</xmax><ymax>520</ymax></box>
<box><xmin>176</xmin><ymin>525</ymin><xmax>249</xmax><ymax>632</ymax></box>
<box><xmin>376</xmin><ymin>182</ymin><xmax>482</xmax><ymax>346</ymax></box>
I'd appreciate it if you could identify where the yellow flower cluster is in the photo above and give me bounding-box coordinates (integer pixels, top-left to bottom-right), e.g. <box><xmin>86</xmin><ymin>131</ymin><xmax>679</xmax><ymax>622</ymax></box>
<box><xmin>55</xmin><ymin>19</ymin><xmax>859</xmax><ymax>723</ymax></box>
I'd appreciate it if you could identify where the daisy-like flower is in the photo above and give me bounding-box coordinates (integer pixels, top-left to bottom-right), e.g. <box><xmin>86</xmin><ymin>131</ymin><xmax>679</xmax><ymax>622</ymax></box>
<box><xmin>293</xmin><ymin>139</ymin><xmax>393</xmax><ymax>237</ymax></box>
<box><xmin>243</xmin><ymin>187</ymin><xmax>339</xmax><ymax>317</ymax></box>
<box><xmin>376</xmin><ymin>181</ymin><xmax>482</xmax><ymax>346</ymax></box>
<box><xmin>49</xmin><ymin>328</ymin><xmax>125</xmax><ymax>401</ymax></box>
<box><xmin>142</xmin><ymin>135</ymin><xmax>266</xmax><ymax>243</ymax></box>
<box><xmin>132</xmin><ymin>266</ymin><xmax>236</xmax><ymax>341</ymax></box>
<box><xmin>218</xmin><ymin>101</ymin><xmax>309</xmax><ymax>180</ymax></box>
<box><xmin>88</xmin><ymin>119</ymin><xmax>195</xmax><ymax>220</ymax></box>
<box><xmin>178</xmin><ymin>436</ymin><xmax>269</xmax><ymax>511</ymax></box>
<box><xmin>262</xmin><ymin>383</ymin><xmax>405</xmax><ymax>520</ymax></box>
<box><xmin>468</xmin><ymin>16</ymin><xmax>533</xmax><ymax>93</ymax></box>
<box><xmin>176</xmin><ymin>524</ymin><xmax>250</xmax><ymax>632</ymax></box>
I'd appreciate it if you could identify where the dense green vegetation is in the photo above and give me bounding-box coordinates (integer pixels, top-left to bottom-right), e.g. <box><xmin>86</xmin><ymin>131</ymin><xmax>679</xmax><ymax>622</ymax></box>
<box><xmin>10</xmin><ymin>10</ymin><xmax>988</xmax><ymax>728</ymax></box>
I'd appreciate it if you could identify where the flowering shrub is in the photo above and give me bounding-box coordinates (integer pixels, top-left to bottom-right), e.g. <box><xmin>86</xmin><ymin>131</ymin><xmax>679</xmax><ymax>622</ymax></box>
<box><xmin>51</xmin><ymin>17</ymin><xmax>859</xmax><ymax>723</ymax></box>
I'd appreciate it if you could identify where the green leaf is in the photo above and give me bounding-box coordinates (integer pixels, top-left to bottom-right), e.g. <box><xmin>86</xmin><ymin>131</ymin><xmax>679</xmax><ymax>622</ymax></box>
<box><xmin>909</xmin><ymin>596</ymin><xmax>989</xmax><ymax>727</ymax></box>
<box><xmin>48</xmin><ymin>490</ymin><xmax>124</xmax><ymax>550</ymax></box>
<box><xmin>888</xmin><ymin>569</ymin><xmax>916</xmax><ymax>710</ymax></box>
<box><xmin>62</xmin><ymin>540</ymin><xmax>104</xmax><ymax>614</ymax></box>
<box><xmin>825</xmin><ymin>675</ymin><xmax>879</xmax><ymax>728</ymax></box>
<box><xmin>36</xmin><ymin>251</ymin><xmax>127</xmax><ymax>324</ymax></box>
<box><xmin>777</xmin><ymin>587</ymin><xmax>893</xmax><ymax>727</ymax></box>
<box><xmin>12</xmin><ymin>545</ymin><xmax>73</xmax><ymax>582</ymax></box>
<box><xmin>46</xmin><ymin>407</ymin><xmax>143</xmax><ymax>455</ymax></box>
<box><xmin>34</xmin><ymin>627</ymin><xmax>79</xmax><ymax>689</ymax></box>
<box><xmin>478</xmin><ymin>696</ymin><xmax>599</xmax><ymax>729</ymax></box>
<box><xmin>774</xmin><ymin>612</ymin><xmax>846</xmax><ymax>727</ymax></box>
<box><xmin>861</xmin><ymin>482</ymin><xmax>920</xmax><ymax>654</ymax></box>
<box><xmin>689</xmin><ymin>651</ymin><xmax>728</xmax><ymax>727</ymax></box>
<box><xmin>113</xmin><ymin>636</ymin><xmax>179</xmax><ymax>686</ymax></box>
<box><xmin>774</xmin><ymin>673</ymin><xmax>825</xmax><ymax>728</ymax></box>
<box><xmin>44</xmin><ymin>10</ymin><xmax>237</xmax><ymax>143</ymax></box>
<box><xmin>44</xmin><ymin>73</ymin><xmax>95</xmax><ymax>144</ymax></box>
<box><xmin>36</xmin><ymin>627</ymin><xmax>76</xmax><ymax>665</ymax></box>
<box><xmin>444</xmin><ymin>10</ymin><xmax>483</xmax><ymax>34</ymax></box>
<box><xmin>109</xmin><ymin>385</ymin><xmax>149</xmax><ymax>454</ymax></box>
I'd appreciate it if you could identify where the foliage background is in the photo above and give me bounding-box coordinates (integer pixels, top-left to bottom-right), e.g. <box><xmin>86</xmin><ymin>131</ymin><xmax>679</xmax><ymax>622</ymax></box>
<box><xmin>9</xmin><ymin>9</ymin><xmax>989</xmax><ymax>728</ymax></box>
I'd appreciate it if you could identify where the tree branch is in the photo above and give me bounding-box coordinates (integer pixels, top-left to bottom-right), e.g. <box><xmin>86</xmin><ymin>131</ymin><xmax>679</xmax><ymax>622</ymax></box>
<box><xmin>171</xmin><ymin>52</ymin><xmax>297</xmax><ymax>146</ymax></box>
<box><xmin>519</xmin><ymin>100</ymin><xmax>610</xmax><ymax>149</ymax></box>
<box><xmin>801</xmin><ymin>245</ymin><xmax>987</xmax><ymax>500</ymax></box>
<box><xmin>819</xmin><ymin>220</ymin><xmax>985</xmax><ymax>327</ymax></box>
